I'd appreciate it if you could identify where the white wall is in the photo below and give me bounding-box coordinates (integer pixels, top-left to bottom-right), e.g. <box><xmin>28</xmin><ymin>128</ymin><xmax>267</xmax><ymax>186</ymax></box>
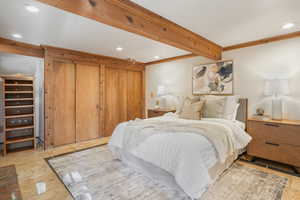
<box><xmin>146</xmin><ymin>37</ymin><xmax>300</xmax><ymax>120</ymax></box>
<box><xmin>146</xmin><ymin>56</ymin><xmax>212</xmax><ymax>109</ymax></box>
<box><xmin>223</xmin><ymin>37</ymin><xmax>300</xmax><ymax>120</ymax></box>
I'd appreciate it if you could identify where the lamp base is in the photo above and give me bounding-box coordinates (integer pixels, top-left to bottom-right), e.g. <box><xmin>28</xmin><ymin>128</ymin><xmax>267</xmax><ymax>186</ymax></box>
<box><xmin>272</xmin><ymin>98</ymin><xmax>282</xmax><ymax>120</ymax></box>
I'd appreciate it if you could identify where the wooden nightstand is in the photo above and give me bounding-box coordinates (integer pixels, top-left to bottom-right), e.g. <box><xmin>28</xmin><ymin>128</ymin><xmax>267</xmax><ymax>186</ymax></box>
<box><xmin>147</xmin><ymin>109</ymin><xmax>176</xmax><ymax>118</ymax></box>
<box><xmin>247</xmin><ymin>118</ymin><xmax>300</xmax><ymax>168</ymax></box>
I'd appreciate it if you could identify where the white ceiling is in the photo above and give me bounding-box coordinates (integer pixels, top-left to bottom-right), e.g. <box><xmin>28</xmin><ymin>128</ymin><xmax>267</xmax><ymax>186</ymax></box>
<box><xmin>0</xmin><ymin>0</ymin><xmax>188</xmax><ymax>63</ymax></box>
<box><xmin>133</xmin><ymin>0</ymin><xmax>300</xmax><ymax>46</ymax></box>
<box><xmin>0</xmin><ymin>53</ymin><xmax>41</xmax><ymax>75</ymax></box>
<box><xmin>0</xmin><ymin>0</ymin><xmax>299</xmax><ymax>63</ymax></box>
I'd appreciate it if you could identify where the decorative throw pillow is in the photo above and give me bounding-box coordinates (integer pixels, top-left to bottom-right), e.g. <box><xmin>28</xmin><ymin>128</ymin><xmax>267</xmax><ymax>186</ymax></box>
<box><xmin>179</xmin><ymin>99</ymin><xmax>205</xmax><ymax>120</ymax></box>
<box><xmin>175</xmin><ymin>96</ymin><xmax>187</xmax><ymax>114</ymax></box>
<box><xmin>202</xmin><ymin>97</ymin><xmax>226</xmax><ymax>118</ymax></box>
<box><xmin>176</xmin><ymin>96</ymin><xmax>201</xmax><ymax>114</ymax></box>
<box><xmin>232</xmin><ymin>103</ymin><xmax>240</xmax><ymax>120</ymax></box>
<box><xmin>189</xmin><ymin>96</ymin><xmax>201</xmax><ymax>103</ymax></box>
<box><xmin>223</xmin><ymin>96</ymin><xmax>240</xmax><ymax>120</ymax></box>
<box><xmin>201</xmin><ymin>95</ymin><xmax>240</xmax><ymax>120</ymax></box>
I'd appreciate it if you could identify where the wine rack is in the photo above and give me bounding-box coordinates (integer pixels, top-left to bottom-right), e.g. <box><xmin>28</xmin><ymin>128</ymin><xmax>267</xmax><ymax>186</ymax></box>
<box><xmin>2</xmin><ymin>76</ymin><xmax>35</xmax><ymax>155</ymax></box>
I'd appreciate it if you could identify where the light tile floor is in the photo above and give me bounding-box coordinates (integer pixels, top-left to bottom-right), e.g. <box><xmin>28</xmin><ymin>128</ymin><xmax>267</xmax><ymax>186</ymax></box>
<box><xmin>0</xmin><ymin>137</ymin><xmax>299</xmax><ymax>200</ymax></box>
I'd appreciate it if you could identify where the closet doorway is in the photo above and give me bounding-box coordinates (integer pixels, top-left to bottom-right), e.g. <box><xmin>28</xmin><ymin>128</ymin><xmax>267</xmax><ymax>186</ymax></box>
<box><xmin>0</xmin><ymin>52</ymin><xmax>44</xmax><ymax>154</ymax></box>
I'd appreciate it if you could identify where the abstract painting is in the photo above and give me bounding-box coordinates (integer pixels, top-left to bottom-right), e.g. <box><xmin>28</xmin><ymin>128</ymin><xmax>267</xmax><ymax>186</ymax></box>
<box><xmin>193</xmin><ymin>60</ymin><xmax>233</xmax><ymax>95</ymax></box>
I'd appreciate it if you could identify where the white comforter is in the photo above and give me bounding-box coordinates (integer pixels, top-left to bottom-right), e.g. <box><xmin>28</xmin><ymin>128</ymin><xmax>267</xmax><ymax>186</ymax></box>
<box><xmin>109</xmin><ymin>114</ymin><xmax>251</xmax><ymax>199</ymax></box>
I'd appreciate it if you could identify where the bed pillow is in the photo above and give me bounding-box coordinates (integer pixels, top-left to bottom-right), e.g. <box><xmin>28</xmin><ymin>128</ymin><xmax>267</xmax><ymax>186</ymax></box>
<box><xmin>202</xmin><ymin>97</ymin><xmax>226</xmax><ymax>118</ymax></box>
<box><xmin>232</xmin><ymin>103</ymin><xmax>240</xmax><ymax>120</ymax></box>
<box><xmin>176</xmin><ymin>96</ymin><xmax>201</xmax><ymax>114</ymax></box>
<box><xmin>223</xmin><ymin>96</ymin><xmax>240</xmax><ymax>120</ymax></box>
<box><xmin>189</xmin><ymin>96</ymin><xmax>201</xmax><ymax>103</ymax></box>
<box><xmin>201</xmin><ymin>95</ymin><xmax>240</xmax><ymax>120</ymax></box>
<box><xmin>179</xmin><ymin>99</ymin><xmax>205</xmax><ymax>120</ymax></box>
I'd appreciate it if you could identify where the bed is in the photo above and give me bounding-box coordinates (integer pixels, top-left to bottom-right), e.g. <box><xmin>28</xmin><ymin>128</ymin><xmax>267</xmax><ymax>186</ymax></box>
<box><xmin>108</xmin><ymin>98</ymin><xmax>251</xmax><ymax>199</ymax></box>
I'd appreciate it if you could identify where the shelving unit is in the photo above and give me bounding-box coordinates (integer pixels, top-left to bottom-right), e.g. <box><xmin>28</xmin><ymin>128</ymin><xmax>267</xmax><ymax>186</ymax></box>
<box><xmin>2</xmin><ymin>76</ymin><xmax>35</xmax><ymax>155</ymax></box>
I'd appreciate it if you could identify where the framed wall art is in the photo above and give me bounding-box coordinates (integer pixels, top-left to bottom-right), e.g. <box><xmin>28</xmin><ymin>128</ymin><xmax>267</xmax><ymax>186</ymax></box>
<box><xmin>193</xmin><ymin>60</ymin><xmax>233</xmax><ymax>95</ymax></box>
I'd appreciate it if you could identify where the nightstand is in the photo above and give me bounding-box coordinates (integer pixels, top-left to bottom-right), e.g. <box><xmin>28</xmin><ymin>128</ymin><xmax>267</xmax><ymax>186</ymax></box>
<box><xmin>247</xmin><ymin>118</ymin><xmax>300</xmax><ymax>168</ymax></box>
<box><xmin>147</xmin><ymin>109</ymin><xmax>176</xmax><ymax>118</ymax></box>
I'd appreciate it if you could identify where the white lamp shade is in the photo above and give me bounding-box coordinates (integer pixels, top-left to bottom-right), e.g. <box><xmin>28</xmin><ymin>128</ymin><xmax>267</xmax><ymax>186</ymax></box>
<box><xmin>157</xmin><ymin>85</ymin><xmax>171</xmax><ymax>96</ymax></box>
<box><xmin>278</xmin><ymin>79</ymin><xmax>290</xmax><ymax>95</ymax></box>
<box><xmin>264</xmin><ymin>79</ymin><xmax>290</xmax><ymax>96</ymax></box>
<box><xmin>264</xmin><ymin>80</ymin><xmax>274</xmax><ymax>96</ymax></box>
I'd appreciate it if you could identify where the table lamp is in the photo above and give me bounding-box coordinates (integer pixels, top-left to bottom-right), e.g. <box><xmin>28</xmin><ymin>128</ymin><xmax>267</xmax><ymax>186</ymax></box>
<box><xmin>264</xmin><ymin>79</ymin><xmax>290</xmax><ymax>120</ymax></box>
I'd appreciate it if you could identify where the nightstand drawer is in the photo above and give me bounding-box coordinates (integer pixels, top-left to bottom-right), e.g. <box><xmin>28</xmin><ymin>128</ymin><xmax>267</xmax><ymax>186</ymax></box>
<box><xmin>148</xmin><ymin>110</ymin><xmax>166</xmax><ymax>117</ymax></box>
<box><xmin>148</xmin><ymin>109</ymin><xmax>176</xmax><ymax>118</ymax></box>
<box><xmin>247</xmin><ymin>120</ymin><xmax>300</xmax><ymax>147</ymax></box>
<box><xmin>248</xmin><ymin>139</ymin><xmax>300</xmax><ymax>167</ymax></box>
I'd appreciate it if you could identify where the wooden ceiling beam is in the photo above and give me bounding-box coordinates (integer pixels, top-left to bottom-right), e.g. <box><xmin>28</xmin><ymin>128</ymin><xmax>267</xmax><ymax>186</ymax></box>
<box><xmin>223</xmin><ymin>31</ymin><xmax>300</xmax><ymax>51</ymax></box>
<box><xmin>0</xmin><ymin>37</ymin><xmax>44</xmax><ymax>58</ymax></box>
<box><xmin>146</xmin><ymin>31</ymin><xmax>300</xmax><ymax>66</ymax></box>
<box><xmin>36</xmin><ymin>0</ymin><xmax>222</xmax><ymax>60</ymax></box>
<box><xmin>145</xmin><ymin>53</ymin><xmax>197</xmax><ymax>66</ymax></box>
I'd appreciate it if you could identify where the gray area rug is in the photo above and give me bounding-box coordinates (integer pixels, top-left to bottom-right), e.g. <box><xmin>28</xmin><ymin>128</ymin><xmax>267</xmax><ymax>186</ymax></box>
<box><xmin>47</xmin><ymin>145</ymin><xmax>288</xmax><ymax>200</ymax></box>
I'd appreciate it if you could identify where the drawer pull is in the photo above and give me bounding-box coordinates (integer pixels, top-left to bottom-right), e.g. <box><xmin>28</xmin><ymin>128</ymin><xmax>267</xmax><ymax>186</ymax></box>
<box><xmin>264</xmin><ymin>123</ymin><xmax>280</xmax><ymax>127</ymax></box>
<box><xmin>265</xmin><ymin>142</ymin><xmax>280</xmax><ymax>147</ymax></box>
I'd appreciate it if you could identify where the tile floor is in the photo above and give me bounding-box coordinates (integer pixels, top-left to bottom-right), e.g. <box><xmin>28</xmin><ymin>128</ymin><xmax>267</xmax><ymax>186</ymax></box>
<box><xmin>0</xmin><ymin>137</ymin><xmax>299</xmax><ymax>200</ymax></box>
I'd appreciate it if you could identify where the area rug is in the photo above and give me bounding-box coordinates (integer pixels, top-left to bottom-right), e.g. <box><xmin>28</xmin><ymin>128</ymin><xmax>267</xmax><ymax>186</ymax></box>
<box><xmin>47</xmin><ymin>145</ymin><xmax>288</xmax><ymax>200</ymax></box>
<box><xmin>0</xmin><ymin>165</ymin><xmax>23</xmax><ymax>200</ymax></box>
<box><xmin>239</xmin><ymin>156</ymin><xmax>300</xmax><ymax>177</ymax></box>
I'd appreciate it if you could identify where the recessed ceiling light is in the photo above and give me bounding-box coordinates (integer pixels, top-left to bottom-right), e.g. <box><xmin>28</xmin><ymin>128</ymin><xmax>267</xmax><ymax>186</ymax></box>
<box><xmin>25</xmin><ymin>5</ymin><xmax>40</xmax><ymax>13</ymax></box>
<box><xmin>116</xmin><ymin>47</ymin><xmax>123</xmax><ymax>51</ymax></box>
<box><xmin>282</xmin><ymin>23</ymin><xmax>295</xmax><ymax>29</ymax></box>
<box><xmin>12</xmin><ymin>33</ymin><xmax>23</xmax><ymax>39</ymax></box>
<box><xmin>154</xmin><ymin>56</ymin><xmax>160</xmax><ymax>59</ymax></box>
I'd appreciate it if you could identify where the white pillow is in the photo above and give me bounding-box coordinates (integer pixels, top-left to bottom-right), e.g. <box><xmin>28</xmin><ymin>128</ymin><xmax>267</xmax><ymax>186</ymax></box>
<box><xmin>175</xmin><ymin>96</ymin><xmax>186</xmax><ymax>114</ymax></box>
<box><xmin>232</xmin><ymin>103</ymin><xmax>240</xmax><ymax>120</ymax></box>
<box><xmin>202</xmin><ymin>95</ymin><xmax>240</xmax><ymax>120</ymax></box>
<box><xmin>223</xmin><ymin>96</ymin><xmax>240</xmax><ymax>120</ymax></box>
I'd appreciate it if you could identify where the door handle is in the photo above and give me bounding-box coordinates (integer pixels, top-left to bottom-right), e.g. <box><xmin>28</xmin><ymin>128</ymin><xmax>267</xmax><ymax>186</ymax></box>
<box><xmin>264</xmin><ymin>123</ymin><xmax>280</xmax><ymax>128</ymax></box>
<box><xmin>265</xmin><ymin>141</ymin><xmax>280</xmax><ymax>147</ymax></box>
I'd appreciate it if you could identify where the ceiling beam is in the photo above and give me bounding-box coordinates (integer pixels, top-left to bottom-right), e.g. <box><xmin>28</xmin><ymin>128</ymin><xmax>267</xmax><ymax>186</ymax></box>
<box><xmin>0</xmin><ymin>37</ymin><xmax>44</xmax><ymax>58</ymax></box>
<box><xmin>145</xmin><ymin>53</ymin><xmax>196</xmax><ymax>66</ymax></box>
<box><xmin>145</xmin><ymin>30</ymin><xmax>300</xmax><ymax>66</ymax></box>
<box><xmin>36</xmin><ymin>0</ymin><xmax>222</xmax><ymax>60</ymax></box>
<box><xmin>223</xmin><ymin>31</ymin><xmax>300</xmax><ymax>51</ymax></box>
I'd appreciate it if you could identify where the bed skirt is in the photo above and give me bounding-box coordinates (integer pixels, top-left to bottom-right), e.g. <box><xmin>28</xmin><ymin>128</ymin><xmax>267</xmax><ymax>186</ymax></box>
<box><xmin>109</xmin><ymin>146</ymin><xmax>242</xmax><ymax>197</ymax></box>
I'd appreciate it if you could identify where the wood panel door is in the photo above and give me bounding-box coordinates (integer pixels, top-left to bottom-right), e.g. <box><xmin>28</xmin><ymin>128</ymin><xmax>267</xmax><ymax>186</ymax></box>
<box><xmin>127</xmin><ymin>71</ymin><xmax>143</xmax><ymax>120</ymax></box>
<box><xmin>52</xmin><ymin>61</ymin><xmax>76</xmax><ymax>146</ymax></box>
<box><xmin>76</xmin><ymin>64</ymin><xmax>101</xmax><ymax>142</ymax></box>
<box><xmin>104</xmin><ymin>67</ymin><xmax>127</xmax><ymax>136</ymax></box>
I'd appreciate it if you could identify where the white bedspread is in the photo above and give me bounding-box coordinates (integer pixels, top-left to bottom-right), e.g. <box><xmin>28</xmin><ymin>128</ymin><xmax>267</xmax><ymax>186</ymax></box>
<box><xmin>109</xmin><ymin>114</ymin><xmax>251</xmax><ymax>199</ymax></box>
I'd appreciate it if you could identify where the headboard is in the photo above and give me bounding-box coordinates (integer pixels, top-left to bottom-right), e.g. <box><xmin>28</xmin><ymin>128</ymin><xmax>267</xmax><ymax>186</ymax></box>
<box><xmin>237</xmin><ymin>98</ymin><xmax>248</xmax><ymax>123</ymax></box>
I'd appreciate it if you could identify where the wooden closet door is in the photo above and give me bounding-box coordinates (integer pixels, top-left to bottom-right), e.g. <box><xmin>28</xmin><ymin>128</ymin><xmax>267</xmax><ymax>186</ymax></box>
<box><xmin>104</xmin><ymin>67</ymin><xmax>127</xmax><ymax>136</ymax></box>
<box><xmin>76</xmin><ymin>64</ymin><xmax>101</xmax><ymax>142</ymax></box>
<box><xmin>53</xmin><ymin>61</ymin><xmax>76</xmax><ymax>146</ymax></box>
<box><xmin>127</xmin><ymin>71</ymin><xmax>143</xmax><ymax>120</ymax></box>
